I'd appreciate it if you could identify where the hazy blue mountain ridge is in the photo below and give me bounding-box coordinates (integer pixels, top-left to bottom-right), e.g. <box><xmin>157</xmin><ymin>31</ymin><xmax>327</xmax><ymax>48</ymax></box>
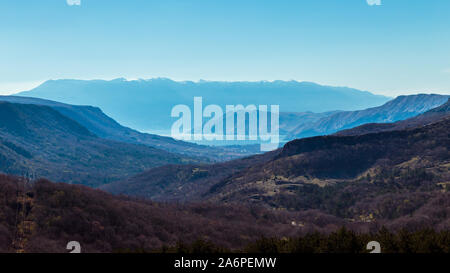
<box><xmin>288</xmin><ymin>94</ymin><xmax>449</xmax><ymax>138</ymax></box>
<box><xmin>18</xmin><ymin>78</ymin><xmax>390</xmax><ymax>133</ymax></box>
<box><xmin>336</xmin><ymin>98</ymin><xmax>450</xmax><ymax>136</ymax></box>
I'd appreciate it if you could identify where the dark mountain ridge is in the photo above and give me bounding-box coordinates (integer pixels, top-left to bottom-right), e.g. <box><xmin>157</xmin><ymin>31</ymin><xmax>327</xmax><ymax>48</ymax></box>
<box><xmin>204</xmin><ymin>116</ymin><xmax>449</xmax><ymax>204</ymax></box>
<box><xmin>102</xmin><ymin>150</ymin><xmax>278</xmax><ymax>202</ymax></box>
<box><xmin>0</xmin><ymin>102</ymin><xmax>198</xmax><ymax>187</ymax></box>
<box><xmin>0</xmin><ymin>96</ymin><xmax>259</xmax><ymax>161</ymax></box>
<box><xmin>103</xmin><ymin>102</ymin><xmax>450</xmax><ymax>223</ymax></box>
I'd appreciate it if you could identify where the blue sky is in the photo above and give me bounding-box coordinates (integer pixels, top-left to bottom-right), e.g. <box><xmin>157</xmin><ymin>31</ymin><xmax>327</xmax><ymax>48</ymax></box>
<box><xmin>1</xmin><ymin>0</ymin><xmax>449</xmax><ymax>96</ymax></box>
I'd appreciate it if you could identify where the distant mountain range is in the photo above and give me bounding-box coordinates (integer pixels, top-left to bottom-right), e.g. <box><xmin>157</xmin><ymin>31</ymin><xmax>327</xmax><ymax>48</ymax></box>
<box><xmin>199</xmin><ymin>94</ymin><xmax>448</xmax><ymax>144</ymax></box>
<box><xmin>287</xmin><ymin>94</ymin><xmax>449</xmax><ymax>138</ymax></box>
<box><xmin>17</xmin><ymin>78</ymin><xmax>390</xmax><ymax>134</ymax></box>
<box><xmin>336</xmin><ymin>98</ymin><xmax>450</xmax><ymax>136</ymax></box>
<box><xmin>17</xmin><ymin>79</ymin><xmax>449</xmax><ymax>147</ymax></box>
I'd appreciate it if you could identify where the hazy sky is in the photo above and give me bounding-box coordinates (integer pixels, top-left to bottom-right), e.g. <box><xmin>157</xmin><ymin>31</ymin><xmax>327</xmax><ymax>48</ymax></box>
<box><xmin>1</xmin><ymin>0</ymin><xmax>449</xmax><ymax>96</ymax></box>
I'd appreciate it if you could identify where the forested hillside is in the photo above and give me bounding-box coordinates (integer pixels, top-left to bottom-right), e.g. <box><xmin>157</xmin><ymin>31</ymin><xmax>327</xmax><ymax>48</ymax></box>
<box><xmin>0</xmin><ymin>102</ymin><xmax>198</xmax><ymax>186</ymax></box>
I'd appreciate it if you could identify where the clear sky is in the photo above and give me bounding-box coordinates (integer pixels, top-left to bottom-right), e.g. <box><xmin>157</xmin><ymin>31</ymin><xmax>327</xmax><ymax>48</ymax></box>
<box><xmin>1</xmin><ymin>0</ymin><xmax>449</xmax><ymax>96</ymax></box>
